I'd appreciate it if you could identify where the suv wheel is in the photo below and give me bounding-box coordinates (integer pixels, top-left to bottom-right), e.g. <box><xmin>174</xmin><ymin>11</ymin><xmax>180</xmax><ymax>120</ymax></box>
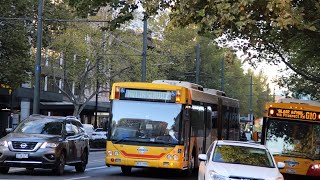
<box><xmin>52</xmin><ymin>152</ymin><xmax>65</xmax><ymax>175</ymax></box>
<box><xmin>75</xmin><ymin>150</ymin><xmax>88</xmax><ymax>172</ymax></box>
<box><xmin>0</xmin><ymin>167</ymin><xmax>9</xmax><ymax>174</ymax></box>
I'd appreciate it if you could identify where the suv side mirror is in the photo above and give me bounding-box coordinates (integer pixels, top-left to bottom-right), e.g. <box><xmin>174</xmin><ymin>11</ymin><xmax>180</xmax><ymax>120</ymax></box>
<box><xmin>66</xmin><ymin>130</ymin><xmax>75</xmax><ymax>136</ymax></box>
<box><xmin>5</xmin><ymin>128</ymin><xmax>13</xmax><ymax>133</ymax></box>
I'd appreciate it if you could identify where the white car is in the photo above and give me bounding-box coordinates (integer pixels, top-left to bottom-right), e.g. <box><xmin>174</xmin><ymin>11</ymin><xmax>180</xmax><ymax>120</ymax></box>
<box><xmin>198</xmin><ymin>140</ymin><xmax>284</xmax><ymax>180</ymax></box>
<box><xmin>92</xmin><ymin>128</ymin><xmax>107</xmax><ymax>140</ymax></box>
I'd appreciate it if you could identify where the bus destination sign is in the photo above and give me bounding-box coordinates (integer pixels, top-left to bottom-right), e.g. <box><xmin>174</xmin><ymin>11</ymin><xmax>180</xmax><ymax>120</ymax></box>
<box><xmin>120</xmin><ymin>88</ymin><xmax>176</xmax><ymax>102</ymax></box>
<box><xmin>270</xmin><ymin>108</ymin><xmax>320</xmax><ymax>121</ymax></box>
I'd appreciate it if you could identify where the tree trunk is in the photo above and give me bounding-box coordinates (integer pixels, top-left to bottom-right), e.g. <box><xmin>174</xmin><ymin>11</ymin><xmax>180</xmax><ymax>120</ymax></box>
<box><xmin>73</xmin><ymin>104</ymin><xmax>80</xmax><ymax>118</ymax></box>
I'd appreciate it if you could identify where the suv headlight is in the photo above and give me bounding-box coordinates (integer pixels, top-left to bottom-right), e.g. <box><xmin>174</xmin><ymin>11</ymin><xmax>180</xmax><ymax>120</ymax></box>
<box><xmin>40</xmin><ymin>142</ymin><xmax>58</xmax><ymax>148</ymax></box>
<box><xmin>0</xmin><ymin>140</ymin><xmax>8</xmax><ymax>147</ymax></box>
<box><xmin>209</xmin><ymin>170</ymin><xmax>227</xmax><ymax>180</ymax></box>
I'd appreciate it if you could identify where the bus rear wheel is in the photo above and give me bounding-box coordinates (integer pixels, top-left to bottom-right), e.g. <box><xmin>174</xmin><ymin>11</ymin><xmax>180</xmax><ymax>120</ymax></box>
<box><xmin>121</xmin><ymin>166</ymin><xmax>132</xmax><ymax>175</ymax></box>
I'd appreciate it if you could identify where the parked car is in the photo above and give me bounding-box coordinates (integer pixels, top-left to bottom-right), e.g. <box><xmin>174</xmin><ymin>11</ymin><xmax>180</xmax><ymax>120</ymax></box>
<box><xmin>82</xmin><ymin>124</ymin><xmax>95</xmax><ymax>140</ymax></box>
<box><xmin>92</xmin><ymin>128</ymin><xmax>107</xmax><ymax>140</ymax></box>
<box><xmin>0</xmin><ymin>115</ymin><xmax>89</xmax><ymax>175</ymax></box>
<box><xmin>198</xmin><ymin>140</ymin><xmax>284</xmax><ymax>180</ymax></box>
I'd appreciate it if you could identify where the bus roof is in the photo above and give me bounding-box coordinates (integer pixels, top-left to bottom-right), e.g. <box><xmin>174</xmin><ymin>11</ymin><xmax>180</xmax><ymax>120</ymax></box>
<box><xmin>265</xmin><ymin>98</ymin><xmax>320</xmax><ymax>111</ymax></box>
<box><xmin>111</xmin><ymin>81</ymin><xmax>239</xmax><ymax>108</ymax></box>
<box><xmin>277</xmin><ymin>98</ymin><xmax>320</xmax><ymax>107</ymax></box>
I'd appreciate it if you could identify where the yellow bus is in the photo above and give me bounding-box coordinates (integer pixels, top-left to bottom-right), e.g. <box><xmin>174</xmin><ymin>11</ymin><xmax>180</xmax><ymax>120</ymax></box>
<box><xmin>105</xmin><ymin>80</ymin><xmax>240</xmax><ymax>174</ymax></box>
<box><xmin>261</xmin><ymin>98</ymin><xmax>320</xmax><ymax>178</ymax></box>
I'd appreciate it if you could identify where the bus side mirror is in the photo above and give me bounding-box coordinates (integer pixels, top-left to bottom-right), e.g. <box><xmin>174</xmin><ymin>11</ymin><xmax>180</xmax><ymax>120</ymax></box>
<box><xmin>277</xmin><ymin>162</ymin><xmax>285</xmax><ymax>169</ymax></box>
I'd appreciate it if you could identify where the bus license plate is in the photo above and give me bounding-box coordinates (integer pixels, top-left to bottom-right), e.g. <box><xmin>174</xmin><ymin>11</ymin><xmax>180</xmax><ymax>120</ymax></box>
<box><xmin>286</xmin><ymin>169</ymin><xmax>296</xmax><ymax>174</ymax></box>
<box><xmin>16</xmin><ymin>153</ymin><xmax>28</xmax><ymax>159</ymax></box>
<box><xmin>136</xmin><ymin>161</ymin><xmax>148</xmax><ymax>167</ymax></box>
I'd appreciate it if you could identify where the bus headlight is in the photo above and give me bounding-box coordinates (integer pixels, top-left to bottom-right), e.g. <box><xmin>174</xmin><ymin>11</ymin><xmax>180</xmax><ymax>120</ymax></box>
<box><xmin>167</xmin><ymin>154</ymin><xmax>172</xmax><ymax>160</ymax></box>
<box><xmin>173</xmin><ymin>155</ymin><xmax>179</xmax><ymax>161</ymax></box>
<box><xmin>108</xmin><ymin>150</ymin><xmax>113</xmax><ymax>156</ymax></box>
<box><xmin>114</xmin><ymin>151</ymin><xmax>119</xmax><ymax>156</ymax></box>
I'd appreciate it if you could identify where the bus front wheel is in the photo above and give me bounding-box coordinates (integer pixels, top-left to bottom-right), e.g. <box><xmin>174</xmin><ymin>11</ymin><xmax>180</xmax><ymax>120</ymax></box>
<box><xmin>183</xmin><ymin>155</ymin><xmax>195</xmax><ymax>176</ymax></box>
<box><xmin>121</xmin><ymin>166</ymin><xmax>132</xmax><ymax>175</ymax></box>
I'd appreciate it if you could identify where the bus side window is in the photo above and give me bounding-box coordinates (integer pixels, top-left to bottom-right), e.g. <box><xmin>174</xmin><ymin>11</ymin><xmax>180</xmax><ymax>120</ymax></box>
<box><xmin>206</xmin><ymin>107</ymin><xmax>212</xmax><ymax>131</ymax></box>
<box><xmin>212</xmin><ymin>111</ymin><xmax>218</xmax><ymax>128</ymax></box>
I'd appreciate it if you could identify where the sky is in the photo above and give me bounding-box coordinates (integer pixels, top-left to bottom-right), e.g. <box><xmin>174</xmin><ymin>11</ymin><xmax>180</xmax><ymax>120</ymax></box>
<box><xmin>240</xmin><ymin>57</ymin><xmax>287</xmax><ymax>97</ymax></box>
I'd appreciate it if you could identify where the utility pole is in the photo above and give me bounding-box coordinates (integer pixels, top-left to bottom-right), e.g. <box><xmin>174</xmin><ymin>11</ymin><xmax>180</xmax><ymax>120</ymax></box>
<box><xmin>141</xmin><ymin>15</ymin><xmax>147</xmax><ymax>82</ymax></box>
<box><xmin>220</xmin><ymin>58</ymin><xmax>225</xmax><ymax>91</ymax></box>
<box><xmin>195</xmin><ymin>44</ymin><xmax>200</xmax><ymax>84</ymax></box>
<box><xmin>273</xmin><ymin>87</ymin><xmax>276</xmax><ymax>102</ymax></box>
<box><xmin>249</xmin><ymin>75</ymin><xmax>253</xmax><ymax>122</ymax></box>
<box><xmin>33</xmin><ymin>0</ymin><xmax>44</xmax><ymax>114</ymax></box>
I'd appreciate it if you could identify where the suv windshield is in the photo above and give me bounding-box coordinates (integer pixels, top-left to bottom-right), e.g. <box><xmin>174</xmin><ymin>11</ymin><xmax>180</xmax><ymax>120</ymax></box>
<box><xmin>14</xmin><ymin>118</ymin><xmax>63</xmax><ymax>135</ymax></box>
<box><xmin>213</xmin><ymin>145</ymin><xmax>275</xmax><ymax>168</ymax></box>
<box><xmin>110</xmin><ymin>100</ymin><xmax>182</xmax><ymax>145</ymax></box>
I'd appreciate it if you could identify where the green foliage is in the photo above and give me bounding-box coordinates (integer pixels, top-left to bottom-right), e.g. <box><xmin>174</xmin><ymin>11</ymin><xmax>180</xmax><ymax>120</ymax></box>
<box><xmin>145</xmin><ymin>0</ymin><xmax>320</xmax><ymax>98</ymax></box>
<box><xmin>67</xmin><ymin>0</ymin><xmax>139</xmax><ymax>30</ymax></box>
<box><xmin>0</xmin><ymin>0</ymin><xmax>75</xmax><ymax>89</ymax></box>
<box><xmin>0</xmin><ymin>0</ymin><xmax>34</xmax><ymax>88</ymax></box>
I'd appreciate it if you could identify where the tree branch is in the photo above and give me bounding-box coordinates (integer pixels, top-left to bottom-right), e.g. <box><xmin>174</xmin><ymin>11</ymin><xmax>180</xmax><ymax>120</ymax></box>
<box><xmin>267</xmin><ymin>42</ymin><xmax>320</xmax><ymax>83</ymax></box>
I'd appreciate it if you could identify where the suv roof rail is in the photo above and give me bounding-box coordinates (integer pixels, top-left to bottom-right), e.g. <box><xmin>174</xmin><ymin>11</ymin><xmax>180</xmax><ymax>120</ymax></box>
<box><xmin>30</xmin><ymin>114</ymin><xmax>42</xmax><ymax>116</ymax></box>
<box><xmin>66</xmin><ymin>116</ymin><xmax>77</xmax><ymax>118</ymax></box>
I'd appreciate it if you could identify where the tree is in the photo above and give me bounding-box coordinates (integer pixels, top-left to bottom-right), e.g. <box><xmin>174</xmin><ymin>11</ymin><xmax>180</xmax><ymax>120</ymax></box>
<box><xmin>0</xmin><ymin>1</ymin><xmax>33</xmax><ymax>89</ymax></box>
<box><xmin>147</xmin><ymin>0</ymin><xmax>320</xmax><ymax>82</ymax></box>
<box><xmin>49</xmin><ymin>22</ymin><xmax>109</xmax><ymax>116</ymax></box>
<box><xmin>0</xmin><ymin>0</ymin><xmax>75</xmax><ymax>89</ymax></box>
<box><xmin>66</xmin><ymin>0</ymin><xmax>320</xmax><ymax>99</ymax></box>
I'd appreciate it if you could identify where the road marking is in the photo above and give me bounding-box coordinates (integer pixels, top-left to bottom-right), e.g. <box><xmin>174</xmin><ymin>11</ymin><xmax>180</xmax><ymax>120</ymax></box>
<box><xmin>88</xmin><ymin>159</ymin><xmax>105</xmax><ymax>163</ymax></box>
<box><xmin>85</xmin><ymin>166</ymin><xmax>108</xmax><ymax>171</ymax></box>
<box><xmin>64</xmin><ymin>176</ymin><xmax>90</xmax><ymax>180</ymax></box>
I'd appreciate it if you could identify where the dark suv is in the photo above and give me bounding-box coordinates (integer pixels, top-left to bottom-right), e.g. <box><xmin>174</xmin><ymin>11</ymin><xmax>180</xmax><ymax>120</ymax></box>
<box><xmin>0</xmin><ymin>115</ymin><xmax>89</xmax><ymax>175</ymax></box>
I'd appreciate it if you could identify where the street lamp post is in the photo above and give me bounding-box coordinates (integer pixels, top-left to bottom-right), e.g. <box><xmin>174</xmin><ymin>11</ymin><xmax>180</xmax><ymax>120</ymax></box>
<box><xmin>33</xmin><ymin>0</ymin><xmax>44</xmax><ymax>114</ymax></box>
<box><xmin>141</xmin><ymin>15</ymin><xmax>147</xmax><ymax>82</ymax></box>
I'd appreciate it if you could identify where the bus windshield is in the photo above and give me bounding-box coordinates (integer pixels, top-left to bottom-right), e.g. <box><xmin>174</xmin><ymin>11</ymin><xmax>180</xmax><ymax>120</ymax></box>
<box><xmin>266</xmin><ymin>118</ymin><xmax>320</xmax><ymax>160</ymax></box>
<box><xmin>110</xmin><ymin>100</ymin><xmax>182</xmax><ymax>145</ymax></box>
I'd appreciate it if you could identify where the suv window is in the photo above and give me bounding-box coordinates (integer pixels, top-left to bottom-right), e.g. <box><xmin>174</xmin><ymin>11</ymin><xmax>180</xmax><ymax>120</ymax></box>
<box><xmin>14</xmin><ymin>119</ymin><xmax>63</xmax><ymax>135</ymax></box>
<box><xmin>73</xmin><ymin>120</ymin><xmax>84</xmax><ymax>133</ymax></box>
<box><xmin>66</xmin><ymin>121</ymin><xmax>79</xmax><ymax>135</ymax></box>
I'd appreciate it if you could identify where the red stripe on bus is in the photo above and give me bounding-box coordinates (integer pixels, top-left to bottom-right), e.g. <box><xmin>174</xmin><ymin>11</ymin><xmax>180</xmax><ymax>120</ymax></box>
<box><xmin>121</xmin><ymin>151</ymin><xmax>165</xmax><ymax>159</ymax></box>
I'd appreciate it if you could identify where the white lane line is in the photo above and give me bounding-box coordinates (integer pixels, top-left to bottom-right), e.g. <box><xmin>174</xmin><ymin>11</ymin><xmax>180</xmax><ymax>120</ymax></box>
<box><xmin>88</xmin><ymin>159</ymin><xmax>105</xmax><ymax>163</ymax></box>
<box><xmin>85</xmin><ymin>166</ymin><xmax>108</xmax><ymax>171</ymax></box>
<box><xmin>64</xmin><ymin>176</ymin><xmax>91</xmax><ymax>180</ymax></box>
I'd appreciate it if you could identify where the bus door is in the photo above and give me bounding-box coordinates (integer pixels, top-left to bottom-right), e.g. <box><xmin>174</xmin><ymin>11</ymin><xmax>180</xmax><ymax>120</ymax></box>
<box><xmin>182</xmin><ymin>107</ymin><xmax>191</xmax><ymax>168</ymax></box>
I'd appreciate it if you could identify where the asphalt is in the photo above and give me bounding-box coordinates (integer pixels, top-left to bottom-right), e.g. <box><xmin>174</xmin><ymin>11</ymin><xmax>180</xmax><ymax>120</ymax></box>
<box><xmin>90</xmin><ymin>148</ymin><xmax>105</xmax><ymax>152</ymax></box>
